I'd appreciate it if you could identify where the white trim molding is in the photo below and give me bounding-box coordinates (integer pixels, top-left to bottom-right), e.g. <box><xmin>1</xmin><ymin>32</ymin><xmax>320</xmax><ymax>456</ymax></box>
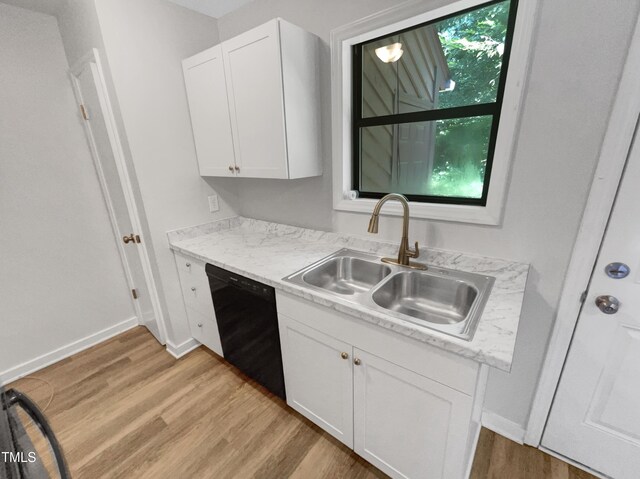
<box><xmin>482</xmin><ymin>410</ymin><xmax>526</xmax><ymax>445</ymax></box>
<box><xmin>330</xmin><ymin>0</ymin><xmax>539</xmax><ymax>225</ymax></box>
<box><xmin>0</xmin><ymin>318</ymin><xmax>138</xmax><ymax>386</ymax></box>
<box><xmin>525</xmin><ymin>13</ymin><xmax>640</xmax><ymax>446</ymax></box>
<box><xmin>166</xmin><ymin>338</ymin><xmax>200</xmax><ymax>359</ymax></box>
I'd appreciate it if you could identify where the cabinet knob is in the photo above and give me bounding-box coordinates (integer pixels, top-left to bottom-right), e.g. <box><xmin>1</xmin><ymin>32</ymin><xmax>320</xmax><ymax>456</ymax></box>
<box><xmin>191</xmin><ymin>287</ymin><xmax>196</xmax><ymax>292</ymax></box>
<box><xmin>340</xmin><ymin>352</ymin><xmax>349</xmax><ymax>360</ymax></box>
<box><xmin>234</xmin><ymin>166</ymin><xmax>240</xmax><ymax>172</ymax></box>
<box><xmin>353</xmin><ymin>358</ymin><xmax>361</xmax><ymax>366</ymax></box>
<box><xmin>197</xmin><ymin>322</ymin><xmax>202</xmax><ymax>328</ymax></box>
<box><xmin>229</xmin><ymin>165</ymin><xmax>234</xmax><ymax>172</ymax></box>
<box><xmin>185</xmin><ymin>262</ymin><xmax>191</xmax><ymax>268</ymax></box>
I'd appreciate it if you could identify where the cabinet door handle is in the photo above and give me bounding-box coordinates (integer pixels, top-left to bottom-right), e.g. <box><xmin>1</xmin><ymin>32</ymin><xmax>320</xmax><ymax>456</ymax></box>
<box><xmin>197</xmin><ymin>322</ymin><xmax>202</xmax><ymax>328</ymax></box>
<box><xmin>340</xmin><ymin>352</ymin><xmax>349</xmax><ymax>360</ymax></box>
<box><xmin>234</xmin><ymin>166</ymin><xmax>240</xmax><ymax>172</ymax></box>
<box><xmin>191</xmin><ymin>287</ymin><xmax>196</xmax><ymax>292</ymax></box>
<box><xmin>185</xmin><ymin>262</ymin><xmax>191</xmax><ymax>268</ymax></box>
<box><xmin>228</xmin><ymin>165</ymin><xmax>234</xmax><ymax>172</ymax></box>
<box><xmin>353</xmin><ymin>358</ymin><xmax>361</xmax><ymax>366</ymax></box>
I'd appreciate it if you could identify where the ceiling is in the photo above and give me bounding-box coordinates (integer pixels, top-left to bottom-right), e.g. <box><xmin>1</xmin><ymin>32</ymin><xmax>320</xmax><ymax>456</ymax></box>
<box><xmin>0</xmin><ymin>0</ymin><xmax>254</xmax><ymax>18</ymax></box>
<box><xmin>165</xmin><ymin>0</ymin><xmax>255</xmax><ymax>18</ymax></box>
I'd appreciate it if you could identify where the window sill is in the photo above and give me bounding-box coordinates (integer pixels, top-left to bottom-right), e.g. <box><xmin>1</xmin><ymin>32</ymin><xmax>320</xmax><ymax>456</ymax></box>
<box><xmin>334</xmin><ymin>198</ymin><xmax>502</xmax><ymax>225</ymax></box>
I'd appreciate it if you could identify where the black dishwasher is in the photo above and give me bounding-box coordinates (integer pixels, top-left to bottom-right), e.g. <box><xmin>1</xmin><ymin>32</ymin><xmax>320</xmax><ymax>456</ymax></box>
<box><xmin>206</xmin><ymin>264</ymin><xmax>286</xmax><ymax>400</ymax></box>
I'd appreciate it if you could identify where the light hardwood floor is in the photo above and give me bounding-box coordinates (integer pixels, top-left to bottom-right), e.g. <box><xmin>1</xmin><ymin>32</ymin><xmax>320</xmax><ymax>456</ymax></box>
<box><xmin>9</xmin><ymin>327</ymin><xmax>596</xmax><ymax>479</ymax></box>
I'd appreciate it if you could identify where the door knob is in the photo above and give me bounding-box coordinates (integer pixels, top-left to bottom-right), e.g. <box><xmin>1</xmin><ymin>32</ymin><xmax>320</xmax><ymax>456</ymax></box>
<box><xmin>595</xmin><ymin>295</ymin><xmax>620</xmax><ymax>314</ymax></box>
<box><xmin>123</xmin><ymin>233</ymin><xmax>140</xmax><ymax>244</ymax></box>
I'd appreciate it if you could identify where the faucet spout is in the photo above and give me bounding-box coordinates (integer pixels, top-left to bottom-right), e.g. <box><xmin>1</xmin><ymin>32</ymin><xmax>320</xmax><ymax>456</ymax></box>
<box><xmin>367</xmin><ymin>213</ymin><xmax>379</xmax><ymax>234</ymax></box>
<box><xmin>366</xmin><ymin>193</ymin><xmax>426</xmax><ymax>270</ymax></box>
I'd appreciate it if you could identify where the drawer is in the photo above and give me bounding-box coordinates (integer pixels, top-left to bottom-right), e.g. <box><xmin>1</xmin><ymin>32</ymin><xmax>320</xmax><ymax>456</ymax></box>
<box><xmin>186</xmin><ymin>306</ymin><xmax>223</xmax><ymax>357</ymax></box>
<box><xmin>175</xmin><ymin>253</ymin><xmax>214</xmax><ymax>316</ymax></box>
<box><xmin>181</xmin><ymin>280</ymin><xmax>215</xmax><ymax>317</ymax></box>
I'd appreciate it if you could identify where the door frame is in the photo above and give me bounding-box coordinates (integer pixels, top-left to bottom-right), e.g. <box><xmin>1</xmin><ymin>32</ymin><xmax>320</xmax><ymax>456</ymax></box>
<box><xmin>68</xmin><ymin>48</ymin><xmax>167</xmax><ymax>345</ymax></box>
<box><xmin>525</xmin><ymin>14</ymin><xmax>640</xmax><ymax>446</ymax></box>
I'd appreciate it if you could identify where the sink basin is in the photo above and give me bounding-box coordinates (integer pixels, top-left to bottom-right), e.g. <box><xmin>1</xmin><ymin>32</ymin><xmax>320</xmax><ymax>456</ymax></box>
<box><xmin>302</xmin><ymin>257</ymin><xmax>391</xmax><ymax>295</ymax></box>
<box><xmin>371</xmin><ymin>272</ymin><xmax>477</xmax><ymax>325</ymax></box>
<box><xmin>284</xmin><ymin>249</ymin><xmax>495</xmax><ymax>341</ymax></box>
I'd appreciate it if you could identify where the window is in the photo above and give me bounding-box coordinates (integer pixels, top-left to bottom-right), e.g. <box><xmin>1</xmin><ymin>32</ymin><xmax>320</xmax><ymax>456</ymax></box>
<box><xmin>352</xmin><ymin>0</ymin><xmax>518</xmax><ymax>206</ymax></box>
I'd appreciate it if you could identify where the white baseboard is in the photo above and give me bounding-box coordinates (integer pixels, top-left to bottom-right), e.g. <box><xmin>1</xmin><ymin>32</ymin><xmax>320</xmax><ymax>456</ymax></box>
<box><xmin>0</xmin><ymin>317</ymin><xmax>138</xmax><ymax>386</ymax></box>
<box><xmin>166</xmin><ymin>337</ymin><xmax>200</xmax><ymax>359</ymax></box>
<box><xmin>481</xmin><ymin>410</ymin><xmax>526</xmax><ymax>445</ymax></box>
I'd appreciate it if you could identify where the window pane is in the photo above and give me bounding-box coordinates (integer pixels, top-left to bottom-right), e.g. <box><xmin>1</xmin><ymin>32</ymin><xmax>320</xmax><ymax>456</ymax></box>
<box><xmin>359</xmin><ymin>116</ymin><xmax>493</xmax><ymax>199</ymax></box>
<box><xmin>360</xmin><ymin>0</ymin><xmax>511</xmax><ymax>118</ymax></box>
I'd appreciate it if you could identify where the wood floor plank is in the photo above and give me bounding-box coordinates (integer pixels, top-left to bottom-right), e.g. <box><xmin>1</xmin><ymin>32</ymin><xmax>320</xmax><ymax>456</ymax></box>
<box><xmin>7</xmin><ymin>327</ymin><xmax>599</xmax><ymax>479</ymax></box>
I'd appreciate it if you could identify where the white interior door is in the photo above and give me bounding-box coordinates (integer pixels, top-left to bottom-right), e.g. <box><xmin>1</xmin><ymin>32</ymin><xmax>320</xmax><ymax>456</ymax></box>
<box><xmin>71</xmin><ymin>55</ymin><xmax>165</xmax><ymax>344</ymax></box>
<box><xmin>542</xmin><ymin>122</ymin><xmax>640</xmax><ymax>478</ymax></box>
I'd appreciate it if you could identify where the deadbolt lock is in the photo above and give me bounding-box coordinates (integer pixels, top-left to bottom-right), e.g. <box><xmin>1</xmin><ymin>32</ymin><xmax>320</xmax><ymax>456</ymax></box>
<box><xmin>605</xmin><ymin>262</ymin><xmax>630</xmax><ymax>279</ymax></box>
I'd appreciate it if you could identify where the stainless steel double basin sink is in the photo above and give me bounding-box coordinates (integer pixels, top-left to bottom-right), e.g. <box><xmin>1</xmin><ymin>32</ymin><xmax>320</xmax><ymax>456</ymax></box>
<box><xmin>284</xmin><ymin>249</ymin><xmax>495</xmax><ymax>341</ymax></box>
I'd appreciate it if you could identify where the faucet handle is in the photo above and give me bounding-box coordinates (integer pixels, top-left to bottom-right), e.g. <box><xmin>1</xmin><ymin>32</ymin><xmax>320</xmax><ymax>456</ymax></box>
<box><xmin>407</xmin><ymin>241</ymin><xmax>420</xmax><ymax>259</ymax></box>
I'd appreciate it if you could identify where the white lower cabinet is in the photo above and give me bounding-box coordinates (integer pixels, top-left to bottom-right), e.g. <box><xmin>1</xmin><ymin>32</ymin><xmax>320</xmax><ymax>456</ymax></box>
<box><xmin>279</xmin><ymin>316</ymin><xmax>354</xmax><ymax>447</ymax></box>
<box><xmin>353</xmin><ymin>348</ymin><xmax>472</xmax><ymax>479</ymax></box>
<box><xmin>174</xmin><ymin>253</ymin><xmax>223</xmax><ymax>357</ymax></box>
<box><xmin>277</xmin><ymin>292</ymin><xmax>483</xmax><ymax>479</ymax></box>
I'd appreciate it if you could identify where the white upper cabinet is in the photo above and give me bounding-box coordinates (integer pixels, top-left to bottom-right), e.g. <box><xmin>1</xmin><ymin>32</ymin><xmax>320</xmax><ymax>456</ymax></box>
<box><xmin>183</xmin><ymin>18</ymin><xmax>322</xmax><ymax>179</ymax></box>
<box><xmin>182</xmin><ymin>45</ymin><xmax>236</xmax><ymax>177</ymax></box>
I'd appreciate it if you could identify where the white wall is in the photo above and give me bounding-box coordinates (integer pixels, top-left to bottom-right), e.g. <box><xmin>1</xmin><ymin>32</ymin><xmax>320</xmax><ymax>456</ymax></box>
<box><xmin>92</xmin><ymin>0</ymin><xmax>239</xmax><ymax>346</ymax></box>
<box><xmin>0</xmin><ymin>3</ymin><xmax>135</xmax><ymax>381</ymax></box>
<box><xmin>217</xmin><ymin>0</ymin><xmax>640</xmax><ymax>430</ymax></box>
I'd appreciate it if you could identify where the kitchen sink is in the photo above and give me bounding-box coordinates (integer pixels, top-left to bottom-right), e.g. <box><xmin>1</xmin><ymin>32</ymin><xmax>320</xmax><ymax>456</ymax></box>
<box><xmin>371</xmin><ymin>272</ymin><xmax>477</xmax><ymax>325</ymax></box>
<box><xmin>302</xmin><ymin>257</ymin><xmax>391</xmax><ymax>295</ymax></box>
<box><xmin>284</xmin><ymin>249</ymin><xmax>494</xmax><ymax>341</ymax></box>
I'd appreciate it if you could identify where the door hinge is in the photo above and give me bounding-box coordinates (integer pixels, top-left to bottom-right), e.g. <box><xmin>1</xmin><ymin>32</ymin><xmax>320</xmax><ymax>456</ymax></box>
<box><xmin>131</xmin><ymin>289</ymin><xmax>138</xmax><ymax>300</ymax></box>
<box><xmin>580</xmin><ymin>290</ymin><xmax>588</xmax><ymax>303</ymax></box>
<box><xmin>80</xmin><ymin>104</ymin><xmax>89</xmax><ymax>120</ymax></box>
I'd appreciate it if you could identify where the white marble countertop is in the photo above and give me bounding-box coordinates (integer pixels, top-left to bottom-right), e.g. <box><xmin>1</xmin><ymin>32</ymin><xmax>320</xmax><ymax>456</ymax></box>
<box><xmin>168</xmin><ymin>217</ymin><xmax>529</xmax><ymax>371</ymax></box>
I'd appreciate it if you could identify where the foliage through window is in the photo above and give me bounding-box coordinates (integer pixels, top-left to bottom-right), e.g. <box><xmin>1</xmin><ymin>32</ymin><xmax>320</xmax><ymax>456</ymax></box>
<box><xmin>353</xmin><ymin>0</ymin><xmax>518</xmax><ymax>204</ymax></box>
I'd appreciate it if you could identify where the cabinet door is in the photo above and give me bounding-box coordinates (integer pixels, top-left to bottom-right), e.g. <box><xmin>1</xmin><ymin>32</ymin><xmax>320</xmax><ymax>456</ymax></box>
<box><xmin>279</xmin><ymin>315</ymin><xmax>354</xmax><ymax>447</ymax></box>
<box><xmin>222</xmin><ymin>20</ymin><xmax>289</xmax><ymax>178</ymax></box>
<box><xmin>353</xmin><ymin>348</ymin><xmax>472</xmax><ymax>479</ymax></box>
<box><xmin>183</xmin><ymin>45</ymin><xmax>236</xmax><ymax>177</ymax></box>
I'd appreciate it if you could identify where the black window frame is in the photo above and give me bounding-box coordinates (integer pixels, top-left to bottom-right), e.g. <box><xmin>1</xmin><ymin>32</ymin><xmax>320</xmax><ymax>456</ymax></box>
<box><xmin>352</xmin><ymin>0</ymin><xmax>519</xmax><ymax>206</ymax></box>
